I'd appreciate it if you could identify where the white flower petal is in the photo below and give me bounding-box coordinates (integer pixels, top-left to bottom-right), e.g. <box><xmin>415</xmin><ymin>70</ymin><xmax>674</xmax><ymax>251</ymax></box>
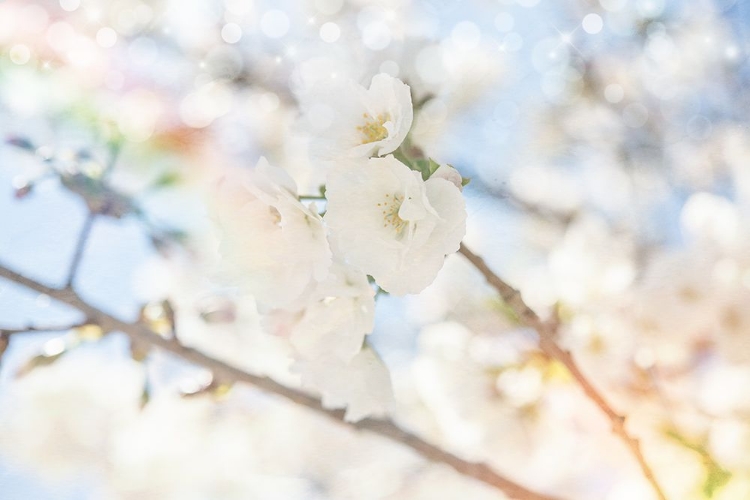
<box><xmin>432</xmin><ymin>164</ymin><xmax>464</xmax><ymax>191</ymax></box>
<box><xmin>296</xmin><ymin>346</ymin><xmax>394</xmax><ymax>422</ymax></box>
<box><xmin>298</xmin><ymin>73</ymin><xmax>413</xmax><ymax>161</ymax></box>
<box><xmin>211</xmin><ymin>157</ymin><xmax>332</xmax><ymax>310</ymax></box>
<box><xmin>289</xmin><ymin>262</ymin><xmax>375</xmax><ymax>361</ymax></box>
<box><xmin>325</xmin><ymin>155</ymin><xmax>466</xmax><ymax>295</ymax></box>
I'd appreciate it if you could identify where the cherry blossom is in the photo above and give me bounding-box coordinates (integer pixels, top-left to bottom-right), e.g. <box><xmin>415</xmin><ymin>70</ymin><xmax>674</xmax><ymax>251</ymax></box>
<box><xmin>0</xmin><ymin>356</ymin><xmax>144</xmax><ymax>478</ymax></box>
<box><xmin>212</xmin><ymin>157</ymin><xmax>332</xmax><ymax>310</ymax></box>
<box><xmin>296</xmin><ymin>346</ymin><xmax>394</xmax><ymax>422</ymax></box>
<box><xmin>431</xmin><ymin>164</ymin><xmax>464</xmax><ymax>191</ymax></box>
<box><xmin>300</xmin><ymin>73</ymin><xmax>413</xmax><ymax>160</ymax></box>
<box><xmin>325</xmin><ymin>155</ymin><xmax>466</xmax><ymax>295</ymax></box>
<box><xmin>289</xmin><ymin>261</ymin><xmax>376</xmax><ymax>362</ymax></box>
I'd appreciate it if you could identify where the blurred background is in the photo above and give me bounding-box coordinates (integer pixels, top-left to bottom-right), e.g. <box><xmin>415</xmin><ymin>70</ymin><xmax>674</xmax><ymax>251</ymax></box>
<box><xmin>2</xmin><ymin>0</ymin><xmax>750</xmax><ymax>498</ymax></box>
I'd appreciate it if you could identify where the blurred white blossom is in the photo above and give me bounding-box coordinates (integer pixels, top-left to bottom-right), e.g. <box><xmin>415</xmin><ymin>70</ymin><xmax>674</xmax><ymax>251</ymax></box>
<box><xmin>297</xmin><ymin>346</ymin><xmax>394</xmax><ymax>422</ymax></box>
<box><xmin>289</xmin><ymin>261</ymin><xmax>375</xmax><ymax>362</ymax></box>
<box><xmin>212</xmin><ymin>157</ymin><xmax>332</xmax><ymax>310</ymax></box>
<box><xmin>0</xmin><ymin>355</ymin><xmax>144</xmax><ymax>478</ymax></box>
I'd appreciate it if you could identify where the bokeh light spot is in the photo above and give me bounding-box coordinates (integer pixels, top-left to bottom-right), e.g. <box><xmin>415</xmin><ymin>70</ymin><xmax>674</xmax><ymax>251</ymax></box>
<box><xmin>96</xmin><ymin>27</ymin><xmax>118</xmax><ymax>48</ymax></box>
<box><xmin>221</xmin><ymin>23</ymin><xmax>242</xmax><ymax>43</ymax></box>
<box><xmin>320</xmin><ymin>22</ymin><xmax>340</xmax><ymax>43</ymax></box>
<box><xmin>59</xmin><ymin>0</ymin><xmax>80</xmax><ymax>12</ymax></box>
<box><xmin>636</xmin><ymin>0</ymin><xmax>665</xmax><ymax>18</ymax></box>
<box><xmin>582</xmin><ymin>13</ymin><xmax>603</xmax><ymax>34</ymax></box>
<box><xmin>361</xmin><ymin>21</ymin><xmax>391</xmax><ymax>50</ymax></box>
<box><xmin>261</xmin><ymin>10</ymin><xmax>290</xmax><ymax>39</ymax></box>
<box><xmin>9</xmin><ymin>44</ymin><xmax>31</xmax><ymax>65</ymax></box>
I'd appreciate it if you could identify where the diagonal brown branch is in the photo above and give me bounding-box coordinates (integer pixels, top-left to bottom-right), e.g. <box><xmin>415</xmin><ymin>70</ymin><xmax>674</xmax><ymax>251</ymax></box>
<box><xmin>458</xmin><ymin>243</ymin><xmax>668</xmax><ymax>500</ymax></box>
<box><xmin>0</xmin><ymin>322</ymin><xmax>89</xmax><ymax>336</ymax></box>
<box><xmin>0</xmin><ymin>261</ymin><xmax>560</xmax><ymax>500</ymax></box>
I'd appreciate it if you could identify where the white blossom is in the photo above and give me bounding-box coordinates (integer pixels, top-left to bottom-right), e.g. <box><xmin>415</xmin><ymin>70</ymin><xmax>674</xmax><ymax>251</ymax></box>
<box><xmin>107</xmin><ymin>396</ymin><xmax>313</xmax><ymax>500</ymax></box>
<box><xmin>296</xmin><ymin>346</ymin><xmax>394</xmax><ymax>422</ymax></box>
<box><xmin>0</xmin><ymin>355</ymin><xmax>144</xmax><ymax>478</ymax></box>
<box><xmin>301</xmin><ymin>73</ymin><xmax>413</xmax><ymax>160</ymax></box>
<box><xmin>325</xmin><ymin>155</ymin><xmax>466</xmax><ymax>295</ymax></box>
<box><xmin>133</xmin><ymin>255</ymin><xmax>298</xmax><ymax>383</ymax></box>
<box><xmin>289</xmin><ymin>261</ymin><xmax>375</xmax><ymax>362</ymax></box>
<box><xmin>212</xmin><ymin>157</ymin><xmax>332</xmax><ymax>310</ymax></box>
<box><xmin>431</xmin><ymin>164</ymin><xmax>464</xmax><ymax>191</ymax></box>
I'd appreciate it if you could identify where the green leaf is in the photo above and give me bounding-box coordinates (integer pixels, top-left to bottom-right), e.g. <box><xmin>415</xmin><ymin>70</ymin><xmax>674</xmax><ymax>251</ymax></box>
<box><xmin>428</xmin><ymin>158</ymin><xmax>441</xmax><ymax>174</ymax></box>
<box><xmin>392</xmin><ymin>148</ymin><xmax>416</xmax><ymax>170</ymax></box>
<box><xmin>422</xmin><ymin>158</ymin><xmax>441</xmax><ymax>179</ymax></box>
<box><xmin>409</xmin><ymin>158</ymin><xmax>441</xmax><ymax>181</ymax></box>
<box><xmin>412</xmin><ymin>158</ymin><xmax>430</xmax><ymax>180</ymax></box>
<box><xmin>461</xmin><ymin>177</ymin><xmax>471</xmax><ymax>187</ymax></box>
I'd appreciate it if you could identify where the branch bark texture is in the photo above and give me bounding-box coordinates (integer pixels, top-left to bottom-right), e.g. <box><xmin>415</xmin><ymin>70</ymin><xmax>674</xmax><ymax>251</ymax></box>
<box><xmin>0</xmin><ymin>262</ymin><xmax>559</xmax><ymax>500</ymax></box>
<box><xmin>458</xmin><ymin>243</ymin><xmax>667</xmax><ymax>500</ymax></box>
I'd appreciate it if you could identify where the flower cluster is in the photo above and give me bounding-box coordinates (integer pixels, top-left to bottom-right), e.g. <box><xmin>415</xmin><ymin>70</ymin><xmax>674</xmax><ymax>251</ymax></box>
<box><xmin>212</xmin><ymin>74</ymin><xmax>467</xmax><ymax>421</ymax></box>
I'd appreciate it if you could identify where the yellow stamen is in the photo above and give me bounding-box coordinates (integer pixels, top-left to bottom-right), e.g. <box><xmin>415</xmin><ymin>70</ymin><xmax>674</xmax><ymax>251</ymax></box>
<box><xmin>357</xmin><ymin>112</ymin><xmax>390</xmax><ymax>144</ymax></box>
<box><xmin>379</xmin><ymin>193</ymin><xmax>407</xmax><ymax>233</ymax></box>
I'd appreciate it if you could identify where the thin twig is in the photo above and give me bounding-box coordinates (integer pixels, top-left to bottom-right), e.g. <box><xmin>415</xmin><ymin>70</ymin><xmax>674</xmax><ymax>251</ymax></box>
<box><xmin>466</xmin><ymin>178</ymin><xmax>578</xmax><ymax>227</ymax></box>
<box><xmin>65</xmin><ymin>212</ymin><xmax>95</xmax><ymax>287</ymax></box>
<box><xmin>0</xmin><ymin>333</ymin><xmax>9</xmax><ymax>365</ymax></box>
<box><xmin>64</xmin><ymin>143</ymin><xmax>122</xmax><ymax>288</ymax></box>
<box><xmin>458</xmin><ymin>243</ymin><xmax>668</xmax><ymax>500</ymax></box>
<box><xmin>0</xmin><ymin>322</ymin><xmax>89</xmax><ymax>336</ymax></box>
<box><xmin>492</xmin><ymin>187</ymin><xmax>578</xmax><ymax>226</ymax></box>
<box><xmin>0</xmin><ymin>261</ymin><xmax>559</xmax><ymax>500</ymax></box>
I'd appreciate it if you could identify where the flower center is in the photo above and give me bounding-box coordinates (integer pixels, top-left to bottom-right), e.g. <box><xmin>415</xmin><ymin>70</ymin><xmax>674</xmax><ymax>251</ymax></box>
<box><xmin>377</xmin><ymin>193</ymin><xmax>407</xmax><ymax>234</ymax></box>
<box><xmin>357</xmin><ymin>112</ymin><xmax>390</xmax><ymax>144</ymax></box>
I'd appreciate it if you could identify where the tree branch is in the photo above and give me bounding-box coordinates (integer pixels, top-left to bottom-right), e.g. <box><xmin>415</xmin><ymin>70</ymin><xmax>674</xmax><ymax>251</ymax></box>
<box><xmin>492</xmin><ymin>187</ymin><xmax>578</xmax><ymax>226</ymax></box>
<box><xmin>458</xmin><ymin>243</ymin><xmax>668</xmax><ymax>500</ymax></box>
<box><xmin>65</xmin><ymin>212</ymin><xmax>95</xmax><ymax>287</ymax></box>
<box><xmin>0</xmin><ymin>261</ymin><xmax>559</xmax><ymax>500</ymax></box>
<box><xmin>64</xmin><ymin>143</ymin><xmax>121</xmax><ymax>288</ymax></box>
<box><xmin>0</xmin><ymin>322</ymin><xmax>89</xmax><ymax>336</ymax></box>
